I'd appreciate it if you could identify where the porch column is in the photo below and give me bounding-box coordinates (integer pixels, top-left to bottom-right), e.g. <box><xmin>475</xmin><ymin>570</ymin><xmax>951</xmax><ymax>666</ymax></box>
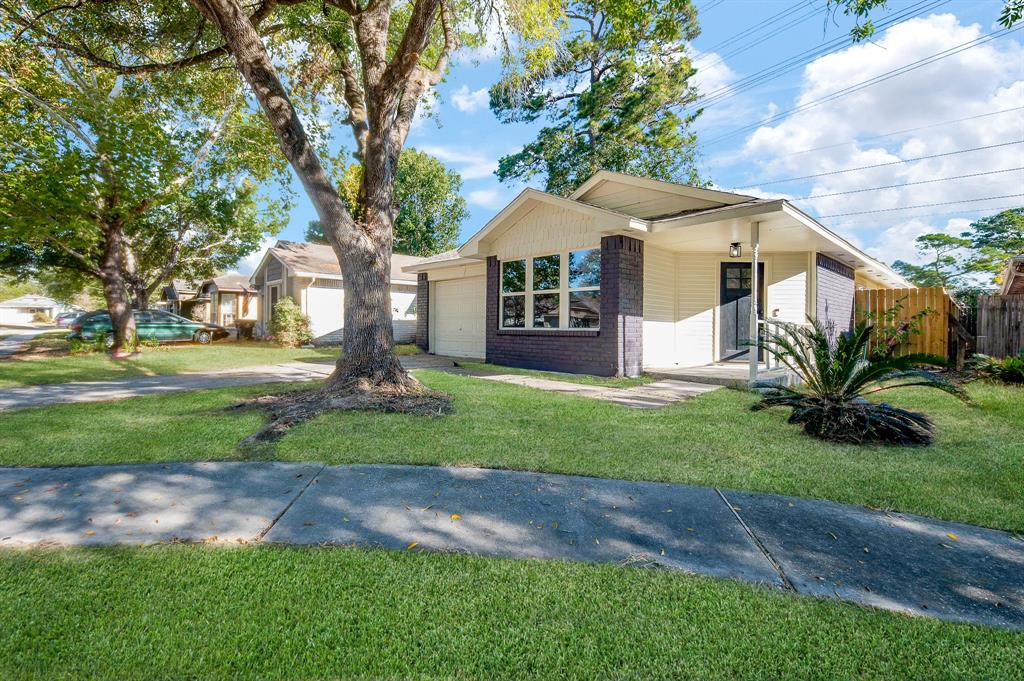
<box><xmin>749</xmin><ymin>221</ymin><xmax>760</xmax><ymax>384</ymax></box>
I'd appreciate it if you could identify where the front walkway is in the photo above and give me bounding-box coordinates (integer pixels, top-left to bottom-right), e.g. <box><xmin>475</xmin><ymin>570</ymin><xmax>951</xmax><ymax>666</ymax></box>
<box><xmin>0</xmin><ymin>328</ymin><xmax>55</xmax><ymax>359</ymax></box>
<box><xmin>1</xmin><ymin>462</ymin><xmax>1021</xmax><ymax>630</ymax></box>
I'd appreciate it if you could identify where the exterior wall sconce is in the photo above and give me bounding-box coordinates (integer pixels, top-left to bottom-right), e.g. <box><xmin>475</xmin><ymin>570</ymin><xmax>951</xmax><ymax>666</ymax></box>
<box><xmin>729</xmin><ymin>242</ymin><xmax>742</xmax><ymax>258</ymax></box>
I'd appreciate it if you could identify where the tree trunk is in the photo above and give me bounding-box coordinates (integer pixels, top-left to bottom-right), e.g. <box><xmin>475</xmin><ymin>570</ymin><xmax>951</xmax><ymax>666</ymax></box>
<box><xmin>100</xmin><ymin>225</ymin><xmax>137</xmax><ymax>354</ymax></box>
<box><xmin>129</xmin><ymin>283</ymin><xmax>151</xmax><ymax>310</ymax></box>
<box><xmin>193</xmin><ymin>0</ymin><xmax>410</xmax><ymax>391</ymax></box>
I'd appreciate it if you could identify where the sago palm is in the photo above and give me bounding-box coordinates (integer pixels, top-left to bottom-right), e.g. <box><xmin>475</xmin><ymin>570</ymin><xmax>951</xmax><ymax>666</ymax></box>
<box><xmin>752</xmin><ymin>318</ymin><xmax>967</xmax><ymax>445</ymax></box>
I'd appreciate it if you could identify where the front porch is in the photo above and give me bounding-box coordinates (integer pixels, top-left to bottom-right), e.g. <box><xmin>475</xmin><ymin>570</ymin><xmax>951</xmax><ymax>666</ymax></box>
<box><xmin>647</xmin><ymin>362</ymin><xmax>796</xmax><ymax>388</ymax></box>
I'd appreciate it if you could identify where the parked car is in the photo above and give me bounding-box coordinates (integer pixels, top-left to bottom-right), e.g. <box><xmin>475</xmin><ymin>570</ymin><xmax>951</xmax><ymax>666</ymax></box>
<box><xmin>68</xmin><ymin>310</ymin><xmax>230</xmax><ymax>347</ymax></box>
<box><xmin>54</xmin><ymin>311</ymin><xmax>82</xmax><ymax>328</ymax></box>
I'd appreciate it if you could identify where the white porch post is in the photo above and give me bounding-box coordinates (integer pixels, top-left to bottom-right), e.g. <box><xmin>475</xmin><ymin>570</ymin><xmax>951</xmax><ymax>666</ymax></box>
<box><xmin>749</xmin><ymin>221</ymin><xmax>760</xmax><ymax>384</ymax></box>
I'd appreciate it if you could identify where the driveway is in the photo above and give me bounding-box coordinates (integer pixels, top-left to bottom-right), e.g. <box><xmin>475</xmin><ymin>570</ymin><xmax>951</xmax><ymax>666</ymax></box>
<box><xmin>2</xmin><ymin>462</ymin><xmax>1022</xmax><ymax>631</ymax></box>
<box><xmin>0</xmin><ymin>327</ymin><xmax>55</xmax><ymax>358</ymax></box>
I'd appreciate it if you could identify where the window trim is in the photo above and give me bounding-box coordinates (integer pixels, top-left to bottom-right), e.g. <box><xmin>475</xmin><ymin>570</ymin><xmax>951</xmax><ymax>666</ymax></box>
<box><xmin>497</xmin><ymin>247</ymin><xmax>601</xmax><ymax>331</ymax></box>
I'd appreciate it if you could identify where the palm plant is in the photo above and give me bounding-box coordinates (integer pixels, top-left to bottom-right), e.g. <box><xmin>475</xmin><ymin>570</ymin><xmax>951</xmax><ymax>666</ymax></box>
<box><xmin>968</xmin><ymin>352</ymin><xmax>1024</xmax><ymax>384</ymax></box>
<box><xmin>753</xmin><ymin>319</ymin><xmax>968</xmax><ymax>446</ymax></box>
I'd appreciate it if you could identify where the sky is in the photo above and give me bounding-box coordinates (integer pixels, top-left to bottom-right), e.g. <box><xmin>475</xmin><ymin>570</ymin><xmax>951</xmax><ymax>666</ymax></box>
<box><xmin>240</xmin><ymin>0</ymin><xmax>1024</xmax><ymax>273</ymax></box>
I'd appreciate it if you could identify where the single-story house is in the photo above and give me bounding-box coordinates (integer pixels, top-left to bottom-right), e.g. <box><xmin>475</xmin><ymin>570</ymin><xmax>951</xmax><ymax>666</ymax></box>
<box><xmin>189</xmin><ymin>273</ymin><xmax>259</xmax><ymax>327</ymax></box>
<box><xmin>999</xmin><ymin>254</ymin><xmax>1024</xmax><ymax>296</ymax></box>
<box><xmin>405</xmin><ymin>171</ymin><xmax>911</xmax><ymax>377</ymax></box>
<box><xmin>248</xmin><ymin>240</ymin><xmax>424</xmax><ymax>344</ymax></box>
<box><xmin>0</xmin><ymin>294</ymin><xmax>64</xmax><ymax>325</ymax></box>
<box><xmin>158</xmin><ymin>279</ymin><xmax>199</xmax><ymax>316</ymax></box>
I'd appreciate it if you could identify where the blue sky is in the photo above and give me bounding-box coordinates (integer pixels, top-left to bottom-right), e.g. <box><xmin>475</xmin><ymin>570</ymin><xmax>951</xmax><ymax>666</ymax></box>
<box><xmin>244</xmin><ymin>0</ymin><xmax>1022</xmax><ymax>272</ymax></box>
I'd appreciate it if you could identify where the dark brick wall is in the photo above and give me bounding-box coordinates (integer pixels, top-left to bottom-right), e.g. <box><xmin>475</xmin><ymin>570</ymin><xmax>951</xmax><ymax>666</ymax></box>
<box><xmin>485</xmin><ymin>235</ymin><xmax>644</xmax><ymax>377</ymax></box>
<box><xmin>816</xmin><ymin>253</ymin><xmax>855</xmax><ymax>333</ymax></box>
<box><xmin>415</xmin><ymin>272</ymin><xmax>429</xmax><ymax>351</ymax></box>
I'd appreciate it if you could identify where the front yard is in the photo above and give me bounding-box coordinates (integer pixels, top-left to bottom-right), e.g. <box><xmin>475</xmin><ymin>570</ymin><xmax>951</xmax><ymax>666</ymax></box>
<box><xmin>1</xmin><ymin>370</ymin><xmax>1020</xmax><ymax>532</ymax></box>
<box><xmin>2</xmin><ymin>544</ymin><xmax>1019</xmax><ymax>680</ymax></box>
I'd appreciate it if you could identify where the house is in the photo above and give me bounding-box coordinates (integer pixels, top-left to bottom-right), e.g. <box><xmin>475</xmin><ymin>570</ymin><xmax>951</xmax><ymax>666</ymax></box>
<box><xmin>248</xmin><ymin>240</ymin><xmax>424</xmax><ymax>344</ymax></box>
<box><xmin>999</xmin><ymin>254</ymin><xmax>1024</xmax><ymax>296</ymax></box>
<box><xmin>405</xmin><ymin>171</ymin><xmax>911</xmax><ymax>378</ymax></box>
<box><xmin>189</xmin><ymin>274</ymin><xmax>259</xmax><ymax>327</ymax></box>
<box><xmin>0</xmin><ymin>294</ymin><xmax>64</xmax><ymax>326</ymax></box>
<box><xmin>158</xmin><ymin>279</ymin><xmax>199</xmax><ymax>316</ymax></box>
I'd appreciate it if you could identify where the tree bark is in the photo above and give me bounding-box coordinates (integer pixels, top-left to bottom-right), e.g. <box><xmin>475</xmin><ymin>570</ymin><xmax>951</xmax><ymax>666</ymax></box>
<box><xmin>193</xmin><ymin>0</ymin><xmax>411</xmax><ymax>390</ymax></box>
<box><xmin>99</xmin><ymin>224</ymin><xmax>137</xmax><ymax>354</ymax></box>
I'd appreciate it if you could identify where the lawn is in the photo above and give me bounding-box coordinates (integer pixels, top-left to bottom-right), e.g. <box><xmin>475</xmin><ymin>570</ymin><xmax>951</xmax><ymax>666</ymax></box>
<box><xmin>0</xmin><ymin>544</ymin><xmax>1019</xmax><ymax>680</ymax></box>
<box><xmin>0</xmin><ymin>341</ymin><xmax>417</xmax><ymax>388</ymax></box>
<box><xmin>1</xmin><ymin>371</ymin><xmax>1020</xmax><ymax>532</ymax></box>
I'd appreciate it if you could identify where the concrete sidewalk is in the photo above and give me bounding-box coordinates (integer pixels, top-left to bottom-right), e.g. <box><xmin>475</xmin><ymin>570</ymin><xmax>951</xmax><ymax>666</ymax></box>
<box><xmin>0</xmin><ymin>328</ymin><xmax>55</xmax><ymax>358</ymax></box>
<box><xmin>1</xmin><ymin>462</ymin><xmax>1021</xmax><ymax>630</ymax></box>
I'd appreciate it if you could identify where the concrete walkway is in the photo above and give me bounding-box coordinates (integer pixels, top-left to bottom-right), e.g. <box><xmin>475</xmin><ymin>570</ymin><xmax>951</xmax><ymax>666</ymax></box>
<box><xmin>0</xmin><ymin>328</ymin><xmax>54</xmax><ymax>359</ymax></box>
<box><xmin>1</xmin><ymin>462</ymin><xmax>1021</xmax><ymax>630</ymax></box>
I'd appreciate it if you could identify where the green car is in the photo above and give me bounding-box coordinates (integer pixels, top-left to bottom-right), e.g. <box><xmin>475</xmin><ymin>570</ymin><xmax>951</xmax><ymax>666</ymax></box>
<box><xmin>68</xmin><ymin>310</ymin><xmax>230</xmax><ymax>347</ymax></box>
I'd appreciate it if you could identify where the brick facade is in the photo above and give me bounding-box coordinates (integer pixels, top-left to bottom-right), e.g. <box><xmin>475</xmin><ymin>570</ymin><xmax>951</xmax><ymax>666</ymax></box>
<box><xmin>815</xmin><ymin>253</ymin><xmax>855</xmax><ymax>333</ymax></box>
<box><xmin>415</xmin><ymin>272</ymin><xmax>429</xmax><ymax>351</ymax></box>
<box><xmin>484</xmin><ymin>234</ymin><xmax>644</xmax><ymax>377</ymax></box>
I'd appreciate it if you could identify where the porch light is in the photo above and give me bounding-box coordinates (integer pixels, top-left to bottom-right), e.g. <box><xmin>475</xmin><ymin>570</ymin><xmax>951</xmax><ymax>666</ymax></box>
<box><xmin>729</xmin><ymin>242</ymin><xmax>742</xmax><ymax>258</ymax></box>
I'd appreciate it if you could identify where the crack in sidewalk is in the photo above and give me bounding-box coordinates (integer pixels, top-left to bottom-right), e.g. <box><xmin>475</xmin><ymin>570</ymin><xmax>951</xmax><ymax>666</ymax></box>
<box><xmin>716</xmin><ymin>487</ymin><xmax>795</xmax><ymax>591</ymax></box>
<box><xmin>255</xmin><ymin>464</ymin><xmax>327</xmax><ymax>542</ymax></box>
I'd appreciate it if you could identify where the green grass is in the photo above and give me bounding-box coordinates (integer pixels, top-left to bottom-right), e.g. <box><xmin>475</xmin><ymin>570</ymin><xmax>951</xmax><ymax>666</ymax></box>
<box><xmin>0</xmin><ymin>544</ymin><xmax>1018</xmax><ymax>680</ymax></box>
<box><xmin>456</xmin><ymin>360</ymin><xmax>654</xmax><ymax>387</ymax></box>
<box><xmin>1</xmin><ymin>372</ymin><xmax>1020</xmax><ymax>532</ymax></box>
<box><xmin>0</xmin><ymin>342</ymin><xmax>343</xmax><ymax>388</ymax></box>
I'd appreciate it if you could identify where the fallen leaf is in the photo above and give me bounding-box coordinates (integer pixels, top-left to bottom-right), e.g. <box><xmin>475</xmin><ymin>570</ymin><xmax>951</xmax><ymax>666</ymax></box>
<box><xmin>421</xmin><ymin>504</ymin><xmax>434</xmax><ymax>512</ymax></box>
<box><xmin>594</xmin><ymin>538</ymin><xmax>600</xmax><ymax>545</ymax></box>
<box><xmin>946</xmin><ymin>532</ymin><xmax>958</xmax><ymax>541</ymax></box>
<box><xmin>660</xmin><ymin>549</ymin><xmax>666</xmax><ymax>556</ymax></box>
<box><xmin>664</xmin><ymin>509</ymin><xmax>672</xmax><ymax>513</ymax></box>
<box><xmin>12</xmin><ymin>496</ymin><xmax>22</xmax><ymax>501</ymax></box>
<box><xmin>552</xmin><ymin>521</ymin><xmax>559</xmax><ymax>529</ymax></box>
<box><xmin>450</xmin><ymin>514</ymin><xmax>461</xmax><ymax>521</ymax></box>
<box><xmin>407</xmin><ymin>542</ymin><xmax>418</xmax><ymax>550</ymax></box>
<box><xmin>84</xmin><ymin>530</ymin><xmax>96</xmax><ymax>536</ymax></box>
<box><xmin>686</xmin><ymin>527</ymin><xmax>695</xmax><ymax>532</ymax></box>
<box><xmin>126</xmin><ymin>512</ymin><xmax>137</xmax><ymax>518</ymax></box>
<box><xmin>828</xmin><ymin>532</ymin><xmax>838</xmax><ymax>540</ymax></box>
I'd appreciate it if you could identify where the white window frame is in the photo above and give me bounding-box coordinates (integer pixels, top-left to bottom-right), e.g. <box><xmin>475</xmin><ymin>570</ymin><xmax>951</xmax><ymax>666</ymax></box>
<box><xmin>498</xmin><ymin>247</ymin><xmax>601</xmax><ymax>330</ymax></box>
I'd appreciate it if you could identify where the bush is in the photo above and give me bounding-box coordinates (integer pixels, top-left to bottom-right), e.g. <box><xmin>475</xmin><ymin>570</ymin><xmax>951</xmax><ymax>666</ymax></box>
<box><xmin>269</xmin><ymin>297</ymin><xmax>313</xmax><ymax>347</ymax></box>
<box><xmin>32</xmin><ymin>311</ymin><xmax>52</xmax><ymax>323</ymax></box>
<box><xmin>968</xmin><ymin>352</ymin><xmax>1024</xmax><ymax>384</ymax></box>
<box><xmin>753</xmin><ymin>319</ymin><xmax>967</xmax><ymax>446</ymax></box>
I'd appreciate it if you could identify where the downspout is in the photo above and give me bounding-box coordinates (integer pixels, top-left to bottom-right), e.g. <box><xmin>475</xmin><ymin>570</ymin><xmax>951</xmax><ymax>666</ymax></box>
<box><xmin>749</xmin><ymin>221</ymin><xmax>760</xmax><ymax>384</ymax></box>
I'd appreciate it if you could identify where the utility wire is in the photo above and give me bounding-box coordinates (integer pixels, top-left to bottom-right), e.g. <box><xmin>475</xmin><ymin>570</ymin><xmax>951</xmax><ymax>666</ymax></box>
<box><xmin>734</xmin><ymin>139</ymin><xmax>1023</xmax><ymax>188</ymax></box>
<box><xmin>791</xmin><ymin>167</ymin><xmax>1024</xmax><ymax>201</ymax></box>
<box><xmin>694</xmin><ymin>1</ymin><xmax>823</xmax><ymax>71</ymax></box>
<box><xmin>816</xmin><ymin>194</ymin><xmax>1024</xmax><ymax>218</ymax></box>
<box><xmin>703</xmin><ymin>25</ymin><xmax>1021</xmax><ymax>146</ymax></box>
<box><xmin>694</xmin><ymin>0</ymin><xmax>817</xmax><ymax>60</ymax></box>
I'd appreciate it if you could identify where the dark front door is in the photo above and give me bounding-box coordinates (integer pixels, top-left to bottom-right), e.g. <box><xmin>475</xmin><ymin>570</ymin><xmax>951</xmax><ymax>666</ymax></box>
<box><xmin>720</xmin><ymin>262</ymin><xmax>765</xmax><ymax>361</ymax></box>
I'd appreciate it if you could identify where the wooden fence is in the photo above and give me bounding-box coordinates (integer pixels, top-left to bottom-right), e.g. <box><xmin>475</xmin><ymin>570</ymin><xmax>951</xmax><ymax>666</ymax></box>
<box><xmin>855</xmin><ymin>287</ymin><xmax>965</xmax><ymax>362</ymax></box>
<box><xmin>976</xmin><ymin>294</ymin><xmax>1024</xmax><ymax>357</ymax></box>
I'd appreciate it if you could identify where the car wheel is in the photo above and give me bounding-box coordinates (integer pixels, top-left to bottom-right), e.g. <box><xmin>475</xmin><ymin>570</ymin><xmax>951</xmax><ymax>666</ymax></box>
<box><xmin>195</xmin><ymin>330</ymin><xmax>213</xmax><ymax>345</ymax></box>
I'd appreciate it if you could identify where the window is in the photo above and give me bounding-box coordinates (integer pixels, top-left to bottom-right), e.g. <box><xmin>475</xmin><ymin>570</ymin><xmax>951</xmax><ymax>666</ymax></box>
<box><xmin>501</xmin><ymin>259</ymin><xmax>526</xmax><ymax>328</ymax></box>
<box><xmin>498</xmin><ymin>248</ymin><xmax>601</xmax><ymax>330</ymax></box>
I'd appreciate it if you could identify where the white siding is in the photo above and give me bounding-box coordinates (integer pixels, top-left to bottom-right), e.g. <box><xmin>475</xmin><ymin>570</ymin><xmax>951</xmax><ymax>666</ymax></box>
<box><xmin>391</xmin><ymin>284</ymin><xmax>418</xmax><ymax>319</ymax></box>
<box><xmin>492</xmin><ymin>204</ymin><xmax>601</xmax><ymax>259</ymax></box>
<box><xmin>675</xmin><ymin>254</ymin><xmax>718</xmax><ymax>367</ymax></box>
<box><xmin>642</xmin><ymin>246</ymin><xmax>677</xmax><ymax>368</ymax></box>
<box><xmin>766</xmin><ymin>254</ymin><xmax>807</xmax><ymax>324</ymax></box>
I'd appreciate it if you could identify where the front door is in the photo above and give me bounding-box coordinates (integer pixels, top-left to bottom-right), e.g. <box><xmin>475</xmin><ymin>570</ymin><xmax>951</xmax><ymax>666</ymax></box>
<box><xmin>719</xmin><ymin>262</ymin><xmax>765</xmax><ymax>361</ymax></box>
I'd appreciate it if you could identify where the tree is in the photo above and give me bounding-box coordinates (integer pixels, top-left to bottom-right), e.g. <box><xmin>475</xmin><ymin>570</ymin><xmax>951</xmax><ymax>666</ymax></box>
<box><xmin>2</xmin><ymin>0</ymin><xmax>559</xmax><ymax>437</ymax></box>
<box><xmin>963</xmin><ymin>208</ymin><xmax>1024</xmax><ymax>283</ymax></box>
<box><xmin>892</xmin><ymin>234</ymin><xmax>974</xmax><ymax>289</ymax></box>
<box><xmin>307</xmin><ymin>148</ymin><xmax>466</xmax><ymax>256</ymax></box>
<box><xmin>491</xmin><ymin>0</ymin><xmax>703</xmax><ymax>196</ymax></box>
<box><xmin>0</xmin><ymin>39</ymin><xmax>284</xmax><ymax>353</ymax></box>
<box><xmin>828</xmin><ymin>0</ymin><xmax>1021</xmax><ymax>41</ymax></box>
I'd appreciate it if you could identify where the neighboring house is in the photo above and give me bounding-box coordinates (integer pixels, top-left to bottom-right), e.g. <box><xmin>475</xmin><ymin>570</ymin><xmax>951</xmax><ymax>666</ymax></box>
<box><xmin>0</xmin><ymin>294</ymin><xmax>64</xmax><ymax>325</ymax></box>
<box><xmin>405</xmin><ymin>171</ymin><xmax>911</xmax><ymax>377</ymax></box>
<box><xmin>158</xmin><ymin>279</ymin><xmax>199</xmax><ymax>316</ymax></box>
<box><xmin>189</xmin><ymin>274</ymin><xmax>259</xmax><ymax>327</ymax></box>
<box><xmin>999</xmin><ymin>254</ymin><xmax>1024</xmax><ymax>296</ymax></box>
<box><xmin>249</xmin><ymin>241</ymin><xmax>424</xmax><ymax>344</ymax></box>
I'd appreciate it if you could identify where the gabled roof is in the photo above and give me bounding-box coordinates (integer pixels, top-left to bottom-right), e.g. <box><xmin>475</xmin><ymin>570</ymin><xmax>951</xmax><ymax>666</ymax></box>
<box><xmin>251</xmin><ymin>240</ymin><xmax>424</xmax><ymax>284</ymax></box>
<box><xmin>204</xmin><ymin>273</ymin><xmax>255</xmax><ymax>293</ymax></box>
<box><xmin>0</xmin><ymin>294</ymin><xmax>59</xmax><ymax>308</ymax></box>
<box><xmin>1000</xmin><ymin>254</ymin><xmax>1024</xmax><ymax>295</ymax></box>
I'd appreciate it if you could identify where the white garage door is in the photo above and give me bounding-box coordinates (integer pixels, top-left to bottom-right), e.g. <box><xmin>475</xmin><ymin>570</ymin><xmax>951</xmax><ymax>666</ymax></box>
<box><xmin>305</xmin><ymin>284</ymin><xmax>344</xmax><ymax>339</ymax></box>
<box><xmin>432</xmin><ymin>276</ymin><xmax>485</xmax><ymax>359</ymax></box>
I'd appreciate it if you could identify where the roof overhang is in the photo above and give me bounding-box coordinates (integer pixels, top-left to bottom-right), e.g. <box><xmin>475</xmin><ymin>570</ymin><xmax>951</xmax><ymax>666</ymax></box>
<box><xmin>570</xmin><ymin>170</ymin><xmax>757</xmax><ymax>205</ymax></box>
<box><xmin>458</xmin><ymin>188</ymin><xmax>647</xmax><ymax>259</ymax></box>
<box><xmin>293</xmin><ymin>270</ymin><xmax>416</xmax><ymax>287</ymax></box>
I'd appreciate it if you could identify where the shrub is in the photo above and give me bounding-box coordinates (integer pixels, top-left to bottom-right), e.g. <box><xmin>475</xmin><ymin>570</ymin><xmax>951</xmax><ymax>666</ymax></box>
<box><xmin>968</xmin><ymin>352</ymin><xmax>1024</xmax><ymax>384</ymax></box>
<box><xmin>32</xmin><ymin>311</ymin><xmax>52</xmax><ymax>323</ymax></box>
<box><xmin>753</xmin><ymin>319</ymin><xmax>967</xmax><ymax>446</ymax></box>
<box><xmin>269</xmin><ymin>296</ymin><xmax>313</xmax><ymax>347</ymax></box>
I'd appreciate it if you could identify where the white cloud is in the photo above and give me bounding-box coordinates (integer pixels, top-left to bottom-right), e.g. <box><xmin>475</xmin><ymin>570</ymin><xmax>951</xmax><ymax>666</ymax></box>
<box><xmin>419</xmin><ymin>144</ymin><xmax>498</xmax><ymax>180</ymax></box>
<box><xmin>236</xmin><ymin>235</ymin><xmax>276</xmax><ymax>275</ymax></box>
<box><xmin>868</xmin><ymin>217</ymin><xmax>973</xmax><ymax>264</ymax></box>
<box><xmin>451</xmin><ymin>85</ymin><xmax>490</xmax><ymax>113</ymax></box>
<box><xmin>691</xmin><ymin>50</ymin><xmax>738</xmax><ymax>98</ymax></box>
<box><xmin>467</xmin><ymin>188</ymin><xmax>506</xmax><ymax>209</ymax></box>
<box><xmin>735</xmin><ymin>13</ymin><xmax>1024</xmax><ymax>232</ymax></box>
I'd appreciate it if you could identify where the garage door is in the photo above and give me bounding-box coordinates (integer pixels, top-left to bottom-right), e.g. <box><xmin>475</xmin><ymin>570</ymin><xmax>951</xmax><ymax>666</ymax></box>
<box><xmin>305</xmin><ymin>284</ymin><xmax>344</xmax><ymax>339</ymax></box>
<box><xmin>432</xmin><ymin>276</ymin><xmax>485</xmax><ymax>359</ymax></box>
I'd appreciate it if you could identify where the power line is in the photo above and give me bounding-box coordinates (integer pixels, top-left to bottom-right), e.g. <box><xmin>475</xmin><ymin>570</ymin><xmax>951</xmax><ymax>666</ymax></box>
<box><xmin>734</xmin><ymin>139</ymin><xmax>1023</xmax><ymax>188</ymax></box>
<box><xmin>702</xmin><ymin>24</ymin><xmax>1019</xmax><ymax>146</ymax></box>
<box><xmin>690</xmin><ymin>0</ymin><xmax>949</xmax><ymax>114</ymax></box>
<box><xmin>816</xmin><ymin>194</ymin><xmax>1024</xmax><ymax>218</ymax></box>
<box><xmin>699</xmin><ymin>0</ymin><xmax>727</xmax><ymax>13</ymax></box>
<box><xmin>694</xmin><ymin>0</ymin><xmax>817</xmax><ymax>60</ymax></box>
<box><xmin>778</xmin><ymin>106</ymin><xmax>1024</xmax><ymax>158</ymax></box>
<box><xmin>836</xmin><ymin>203</ymin><xmax>1021</xmax><ymax>223</ymax></box>
<box><xmin>791</xmin><ymin>167</ymin><xmax>1024</xmax><ymax>201</ymax></box>
<box><xmin>694</xmin><ymin>1</ymin><xmax>823</xmax><ymax>71</ymax></box>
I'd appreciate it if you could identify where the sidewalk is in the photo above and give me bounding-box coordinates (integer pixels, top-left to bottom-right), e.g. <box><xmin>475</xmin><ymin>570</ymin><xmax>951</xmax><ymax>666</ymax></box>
<box><xmin>1</xmin><ymin>462</ymin><xmax>1021</xmax><ymax>630</ymax></box>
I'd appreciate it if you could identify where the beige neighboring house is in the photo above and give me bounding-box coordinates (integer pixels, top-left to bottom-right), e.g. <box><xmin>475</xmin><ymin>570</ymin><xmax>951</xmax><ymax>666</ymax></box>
<box><xmin>999</xmin><ymin>254</ymin><xmax>1024</xmax><ymax>296</ymax></box>
<box><xmin>248</xmin><ymin>240</ymin><xmax>424</xmax><ymax>344</ymax></box>
<box><xmin>0</xmin><ymin>294</ymin><xmax>64</xmax><ymax>325</ymax></box>
<box><xmin>158</xmin><ymin>279</ymin><xmax>199</xmax><ymax>316</ymax></box>
<box><xmin>405</xmin><ymin>170</ymin><xmax>912</xmax><ymax>378</ymax></box>
<box><xmin>189</xmin><ymin>274</ymin><xmax>259</xmax><ymax>327</ymax></box>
